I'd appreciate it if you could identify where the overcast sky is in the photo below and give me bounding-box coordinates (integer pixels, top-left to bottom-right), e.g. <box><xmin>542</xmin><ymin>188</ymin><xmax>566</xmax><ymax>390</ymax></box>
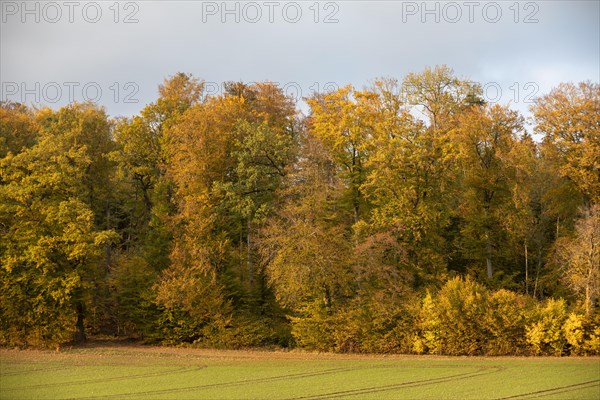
<box><xmin>1</xmin><ymin>0</ymin><xmax>599</xmax><ymax>122</ymax></box>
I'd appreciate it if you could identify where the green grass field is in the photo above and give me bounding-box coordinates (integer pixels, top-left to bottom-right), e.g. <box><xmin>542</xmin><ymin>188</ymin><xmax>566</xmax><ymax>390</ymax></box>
<box><xmin>1</xmin><ymin>343</ymin><xmax>599</xmax><ymax>400</ymax></box>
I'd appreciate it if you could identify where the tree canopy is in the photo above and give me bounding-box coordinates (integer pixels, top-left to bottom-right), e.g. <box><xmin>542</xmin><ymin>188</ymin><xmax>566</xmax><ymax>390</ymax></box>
<box><xmin>1</xmin><ymin>68</ymin><xmax>598</xmax><ymax>355</ymax></box>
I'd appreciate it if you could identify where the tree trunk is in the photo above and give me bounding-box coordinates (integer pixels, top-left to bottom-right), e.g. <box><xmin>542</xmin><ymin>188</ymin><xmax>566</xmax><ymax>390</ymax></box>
<box><xmin>74</xmin><ymin>301</ymin><xmax>86</xmax><ymax>343</ymax></box>
<box><xmin>533</xmin><ymin>247</ymin><xmax>542</xmax><ymax>299</ymax></box>
<box><xmin>142</xmin><ymin>189</ymin><xmax>152</xmax><ymax>215</ymax></box>
<box><xmin>585</xmin><ymin>227</ymin><xmax>595</xmax><ymax>316</ymax></box>
<box><xmin>351</xmin><ymin>147</ymin><xmax>360</xmax><ymax>224</ymax></box>
<box><xmin>323</xmin><ymin>287</ymin><xmax>332</xmax><ymax>314</ymax></box>
<box><xmin>525</xmin><ymin>241</ymin><xmax>529</xmax><ymax>295</ymax></box>
<box><xmin>585</xmin><ymin>284</ymin><xmax>591</xmax><ymax>317</ymax></box>
<box><xmin>247</xmin><ymin>218</ymin><xmax>253</xmax><ymax>288</ymax></box>
<box><xmin>585</xmin><ymin>249</ymin><xmax>593</xmax><ymax>317</ymax></box>
<box><xmin>486</xmin><ymin>235</ymin><xmax>493</xmax><ymax>279</ymax></box>
<box><xmin>484</xmin><ymin>207</ymin><xmax>492</xmax><ymax>279</ymax></box>
<box><xmin>105</xmin><ymin>208</ymin><xmax>111</xmax><ymax>273</ymax></box>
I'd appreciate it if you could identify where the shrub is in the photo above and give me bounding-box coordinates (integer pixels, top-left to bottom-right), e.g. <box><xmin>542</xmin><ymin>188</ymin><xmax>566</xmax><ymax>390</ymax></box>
<box><xmin>562</xmin><ymin>313</ymin><xmax>600</xmax><ymax>355</ymax></box>
<box><xmin>412</xmin><ymin>292</ymin><xmax>442</xmax><ymax>355</ymax></box>
<box><xmin>290</xmin><ymin>300</ymin><xmax>337</xmax><ymax>352</ymax></box>
<box><xmin>375</xmin><ymin>304</ymin><xmax>418</xmax><ymax>354</ymax></box>
<box><xmin>526</xmin><ymin>298</ymin><xmax>568</xmax><ymax>355</ymax></box>
<box><xmin>108</xmin><ymin>253</ymin><xmax>158</xmax><ymax>337</ymax></box>
<box><xmin>583</xmin><ymin>323</ymin><xmax>600</xmax><ymax>354</ymax></box>
<box><xmin>482</xmin><ymin>289</ymin><xmax>532</xmax><ymax>355</ymax></box>
<box><xmin>435</xmin><ymin>277</ymin><xmax>489</xmax><ymax>355</ymax></box>
<box><xmin>562</xmin><ymin>313</ymin><xmax>586</xmax><ymax>355</ymax></box>
<box><xmin>332</xmin><ymin>296</ymin><xmax>417</xmax><ymax>354</ymax></box>
<box><xmin>194</xmin><ymin>314</ymin><xmax>292</xmax><ymax>349</ymax></box>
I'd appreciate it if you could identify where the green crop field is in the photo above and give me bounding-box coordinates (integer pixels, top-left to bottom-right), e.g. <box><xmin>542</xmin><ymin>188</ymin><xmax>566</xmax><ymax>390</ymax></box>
<box><xmin>1</xmin><ymin>343</ymin><xmax>599</xmax><ymax>400</ymax></box>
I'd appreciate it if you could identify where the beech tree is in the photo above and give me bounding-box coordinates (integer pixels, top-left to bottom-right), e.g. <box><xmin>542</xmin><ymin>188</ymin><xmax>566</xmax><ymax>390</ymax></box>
<box><xmin>307</xmin><ymin>86</ymin><xmax>369</xmax><ymax>223</ymax></box>
<box><xmin>153</xmin><ymin>81</ymin><xmax>297</xmax><ymax>343</ymax></box>
<box><xmin>0</xmin><ymin>103</ymin><xmax>117</xmax><ymax>345</ymax></box>
<box><xmin>0</xmin><ymin>101</ymin><xmax>38</xmax><ymax>158</ymax></box>
<box><xmin>555</xmin><ymin>206</ymin><xmax>600</xmax><ymax>316</ymax></box>
<box><xmin>260</xmin><ymin>131</ymin><xmax>353</xmax><ymax>311</ymax></box>
<box><xmin>359</xmin><ymin>78</ymin><xmax>455</xmax><ymax>284</ymax></box>
<box><xmin>451</xmin><ymin>104</ymin><xmax>524</xmax><ymax>279</ymax></box>
<box><xmin>531</xmin><ymin>82</ymin><xmax>600</xmax><ymax>204</ymax></box>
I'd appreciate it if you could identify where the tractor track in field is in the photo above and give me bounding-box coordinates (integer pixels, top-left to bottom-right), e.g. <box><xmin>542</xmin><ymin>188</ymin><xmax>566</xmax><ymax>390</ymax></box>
<box><xmin>1</xmin><ymin>365</ymin><xmax>206</xmax><ymax>391</ymax></box>
<box><xmin>65</xmin><ymin>363</ymin><xmax>505</xmax><ymax>400</ymax></box>
<box><xmin>0</xmin><ymin>364</ymin><xmax>74</xmax><ymax>376</ymax></box>
<box><xmin>497</xmin><ymin>379</ymin><xmax>600</xmax><ymax>399</ymax></box>
<box><xmin>286</xmin><ymin>365</ymin><xmax>506</xmax><ymax>399</ymax></box>
<box><xmin>68</xmin><ymin>366</ymin><xmax>360</xmax><ymax>399</ymax></box>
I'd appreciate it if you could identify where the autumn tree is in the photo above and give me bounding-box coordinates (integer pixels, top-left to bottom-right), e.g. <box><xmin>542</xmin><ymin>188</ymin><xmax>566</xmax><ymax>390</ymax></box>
<box><xmin>104</xmin><ymin>74</ymin><xmax>206</xmax><ymax>336</ymax></box>
<box><xmin>529</xmin><ymin>82</ymin><xmax>598</xmax><ymax>297</ymax></box>
<box><xmin>112</xmin><ymin>73</ymin><xmax>204</xmax><ymax>239</ymax></box>
<box><xmin>307</xmin><ymin>86</ymin><xmax>369</xmax><ymax>223</ymax></box>
<box><xmin>554</xmin><ymin>205</ymin><xmax>600</xmax><ymax>316</ymax></box>
<box><xmin>153</xmin><ymin>81</ymin><xmax>297</xmax><ymax>344</ymax></box>
<box><xmin>260</xmin><ymin>131</ymin><xmax>353</xmax><ymax>311</ymax></box>
<box><xmin>403</xmin><ymin>65</ymin><xmax>482</xmax><ymax>131</ymax></box>
<box><xmin>215</xmin><ymin>82</ymin><xmax>297</xmax><ymax>296</ymax></box>
<box><xmin>0</xmin><ymin>103</ymin><xmax>117</xmax><ymax>345</ymax></box>
<box><xmin>451</xmin><ymin>104</ymin><xmax>525</xmax><ymax>280</ymax></box>
<box><xmin>358</xmin><ymin>77</ymin><xmax>457</xmax><ymax>285</ymax></box>
<box><xmin>0</xmin><ymin>101</ymin><xmax>38</xmax><ymax>158</ymax></box>
<box><xmin>531</xmin><ymin>82</ymin><xmax>600</xmax><ymax>205</ymax></box>
<box><xmin>257</xmin><ymin>129</ymin><xmax>357</xmax><ymax>350</ymax></box>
